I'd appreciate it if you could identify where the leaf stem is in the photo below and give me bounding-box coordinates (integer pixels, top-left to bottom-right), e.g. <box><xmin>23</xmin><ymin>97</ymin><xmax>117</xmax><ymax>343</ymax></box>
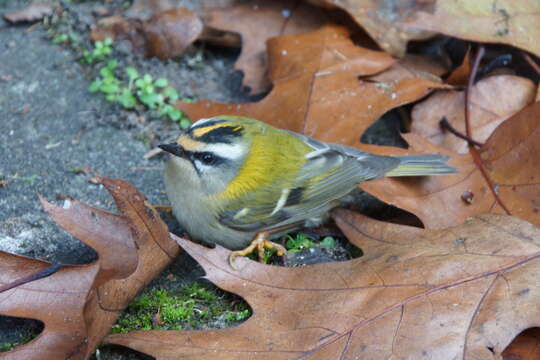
<box><xmin>439</xmin><ymin>117</ymin><xmax>483</xmax><ymax>147</ymax></box>
<box><xmin>0</xmin><ymin>263</ymin><xmax>64</xmax><ymax>293</ymax></box>
<box><xmin>465</xmin><ymin>46</ymin><xmax>511</xmax><ymax>215</ymax></box>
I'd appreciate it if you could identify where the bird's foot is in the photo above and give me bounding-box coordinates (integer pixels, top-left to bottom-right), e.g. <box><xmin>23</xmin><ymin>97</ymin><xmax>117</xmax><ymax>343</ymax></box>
<box><xmin>228</xmin><ymin>231</ymin><xmax>287</xmax><ymax>269</ymax></box>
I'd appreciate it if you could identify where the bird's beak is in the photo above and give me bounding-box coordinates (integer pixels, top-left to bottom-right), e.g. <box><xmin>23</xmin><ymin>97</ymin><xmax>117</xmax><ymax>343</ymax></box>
<box><xmin>158</xmin><ymin>143</ymin><xmax>185</xmax><ymax>158</ymax></box>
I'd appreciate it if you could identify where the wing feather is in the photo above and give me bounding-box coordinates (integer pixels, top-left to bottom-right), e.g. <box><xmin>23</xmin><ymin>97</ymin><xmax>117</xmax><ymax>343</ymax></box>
<box><xmin>218</xmin><ymin>132</ymin><xmax>399</xmax><ymax>231</ymax></box>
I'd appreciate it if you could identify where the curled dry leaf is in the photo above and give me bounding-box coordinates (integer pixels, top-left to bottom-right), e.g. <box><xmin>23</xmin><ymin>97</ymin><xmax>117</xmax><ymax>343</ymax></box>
<box><xmin>361</xmin><ymin>100</ymin><xmax>540</xmax><ymax>230</ymax></box>
<box><xmin>309</xmin><ymin>0</ymin><xmax>540</xmax><ymax>58</ymax></box>
<box><xmin>411</xmin><ymin>75</ymin><xmax>536</xmax><ymax>154</ymax></box>
<box><xmin>3</xmin><ymin>2</ymin><xmax>54</xmax><ymax>24</ymax></box>
<box><xmin>177</xmin><ymin>25</ymin><xmax>447</xmax><ymax>148</ymax></box>
<box><xmin>502</xmin><ymin>327</ymin><xmax>540</xmax><ymax>360</ymax></box>
<box><xmin>0</xmin><ymin>178</ymin><xmax>180</xmax><ymax>359</ymax></box>
<box><xmin>124</xmin><ymin>0</ymin><xmax>176</xmax><ymax>20</ymax></box>
<box><xmin>143</xmin><ymin>8</ymin><xmax>204</xmax><ymax>59</ymax></box>
<box><xmin>106</xmin><ymin>212</ymin><xmax>540</xmax><ymax>359</ymax></box>
<box><xmin>205</xmin><ymin>0</ymin><xmax>330</xmax><ymax>94</ymax></box>
<box><xmin>445</xmin><ymin>47</ymin><xmax>471</xmax><ymax>86</ymax></box>
<box><xmin>92</xmin><ymin>8</ymin><xmax>203</xmax><ymax>59</ymax></box>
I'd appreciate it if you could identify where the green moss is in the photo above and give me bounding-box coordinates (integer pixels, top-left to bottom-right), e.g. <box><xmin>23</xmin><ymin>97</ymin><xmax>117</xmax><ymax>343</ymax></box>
<box><xmin>0</xmin><ymin>333</ymin><xmax>37</xmax><ymax>352</ymax></box>
<box><xmin>111</xmin><ymin>283</ymin><xmax>251</xmax><ymax>334</ymax></box>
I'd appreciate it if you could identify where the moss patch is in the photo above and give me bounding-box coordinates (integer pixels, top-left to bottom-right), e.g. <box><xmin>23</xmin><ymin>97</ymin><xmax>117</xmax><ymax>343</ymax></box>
<box><xmin>111</xmin><ymin>282</ymin><xmax>251</xmax><ymax>333</ymax></box>
<box><xmin>0</xmin><ymin>332</ymin><xmax>37</xmax><ymax>352</ymax></box>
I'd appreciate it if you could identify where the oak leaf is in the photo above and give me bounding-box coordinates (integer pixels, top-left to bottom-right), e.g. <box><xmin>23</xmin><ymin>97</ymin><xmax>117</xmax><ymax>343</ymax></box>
<box><xmin>361</xmin><ymin>100</ymin><xmax>540</xmax><ymax>229</ymax></box>
<box><xmin>502</xmin><ymin>328</ymin><xmax>540</xmax><ymax>360</ymax></box>
<box><xmin>105</xmin><ymin>212</ymin><xmax>540</xmax><ymax>359</ymax></box>
<box><xmin>310</xmin><ymin>0</ymin><xmax>540</xmax><ymax>58</ymax></box>
<box><xmin>411</xmin><ymin>75</ymin><xmax>536</xmax><ymax>154</ymax></box>
<box><xmin>205</xmin><ymin>0</ymin><xmax>330</xmax><ymax>94</ymax></box>
<box><xmin>91</xmin><ymin>8</ymin><xmax>203</xmax><ymax>59</ymax></box>
<box><xmin>0</xmin><ymin>178</ymin><xmax>180</xmax><ymax>359</ymax></box>
<box><xmin>176</xmin><ymin>25</ymin><xmax>447</xmax><ymax>148</ymax></box>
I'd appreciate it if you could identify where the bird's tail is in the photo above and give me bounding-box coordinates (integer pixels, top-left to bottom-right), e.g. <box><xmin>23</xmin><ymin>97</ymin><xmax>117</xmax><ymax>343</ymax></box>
<box><xmin>385</xmin><ymin>154</ymin><xmax>456</xmax><ymax>177</ymax></box>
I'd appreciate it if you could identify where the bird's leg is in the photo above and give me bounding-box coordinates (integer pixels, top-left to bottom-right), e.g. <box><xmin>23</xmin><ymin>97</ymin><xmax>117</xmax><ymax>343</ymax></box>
<box><xmin>228</xmin><ymin>222</ymin><xmax>303</xmax><ymax>268</ymax></box>
<box><xmin>228</xmin><ymin>231</ymin><xmax>286</xmax><ymax>268</ymax></box>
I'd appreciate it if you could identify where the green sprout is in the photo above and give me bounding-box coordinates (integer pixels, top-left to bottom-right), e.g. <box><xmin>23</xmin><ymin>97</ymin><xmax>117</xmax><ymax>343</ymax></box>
<box><xmin>320</xmin><ymin>236</ymin><xmax>336</xmax><ymax>249</ymax></box>
<box><xmin>52</xmin><ymin>33</ymin><xmax>69</xmax><ymax>44</ymax></box>
<box><xmin>285</xmin><ymin>233</ymin><xmax>315</xmax><ymax>253</ymax></box>
<box><xmin>82</xmin><ymin>37</ymin><xmax>113</xmax><ymax>64</ymax></box>
<box><xmin>285</xmin><ymin>233</ymin><xmax>336</xmax><ymax>253</ymax></box>
<box><xmin>86</xmin><ymin>39</ymin><xmax>192</xmax><ymax>127</ymax></box>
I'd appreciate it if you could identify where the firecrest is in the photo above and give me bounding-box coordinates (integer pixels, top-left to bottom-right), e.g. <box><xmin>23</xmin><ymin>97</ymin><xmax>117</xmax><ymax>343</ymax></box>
<box><xmin>159</xmin><ymin>116</ymin><xmax>456</xmax><ymax>262</ymax></box>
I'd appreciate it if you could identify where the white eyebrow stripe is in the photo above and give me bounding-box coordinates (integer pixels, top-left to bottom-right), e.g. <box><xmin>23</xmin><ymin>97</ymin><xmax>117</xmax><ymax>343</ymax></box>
<box><xmin>271</xmin><ymin>188</ymin><xmax>290</xmax><ymax>216</ymax></box>
<box><xmin>203</xmin><ymin>143</ymin><xmax>246</xmax><ymax>160</ymax></box>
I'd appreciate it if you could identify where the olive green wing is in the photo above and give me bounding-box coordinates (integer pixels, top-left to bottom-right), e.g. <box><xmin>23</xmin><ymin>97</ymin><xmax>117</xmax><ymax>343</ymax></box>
<box><xmin>218</xmin><ymin>133</ymin><xmax>400</xmax><ymax>232</ymax></box>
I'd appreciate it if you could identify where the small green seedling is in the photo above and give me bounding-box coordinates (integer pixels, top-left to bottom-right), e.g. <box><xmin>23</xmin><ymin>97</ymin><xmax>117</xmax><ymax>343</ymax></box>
<box><xmin>88</xmin><ymin>60</ymin><xmax>121</xmax><ymax>101</ymax></box>
<box><xmin>86</xmin><ymin>40</ymin><xmax>192</xmax><ymax>127</ymax></box>
<box><xmin>286</xmin><ymin>233</ymin><xmax>336</xmax><ymax>253</ymax></box>
<box><xmin>251</xmin><ymin>233</ymin><xmax>337</xmax><ymax>263</ymax></box>
<box><xmin>50</xmin><ymin>30</ymin><xmax>79</xmax><ymax>45</ymax></box>
<box><xmin>82</xmin><ymin>37</ymin><xmax>113</xmax><ymax>64</ymax></box>
<box><xmin>286</xmin><ymin>233</ymin><xmax>315</xmax><ymax>253</ymax></box>
<box><xmin>320</xmin><ymin>236</ymin><xmax>336</xmax><ymax>249</ymax></box>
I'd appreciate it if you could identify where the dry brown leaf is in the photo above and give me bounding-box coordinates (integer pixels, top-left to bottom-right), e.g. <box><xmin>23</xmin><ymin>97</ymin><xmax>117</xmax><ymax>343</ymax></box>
<box><xmin>503</xmin><ymin>327</ymin><xmax>540</xmax><ymax>360</ymax></box>
<box><xmin>92</xmin><ymin>8</ymin><xmax>203</xmax><ymax>59</ymax></box>
<box><xmin>502</xmin><ymin>328</ymin><xmax>540</xmax><ymax>360</ymax></box>
<box><xmin>177</xmin><ymin>25</ymin><xmax>447</xmax><ymax>148</ymax></box>
<box><xmin>3</xmin><ymin>2</ymin><xmax>53</xmax><ymax>23</ymax></box>
<box><xmin>411</xmin><ymin>75</ymin><xmax>536</xmax><ymax>154</ymax></box>
<box><xmin>446</xmin><ymin>48</ymin><xmax>471</xmax><ymax>86</ymax></box>
<box><xmin>205</xmin><ymin>0</ymin><xmax>330</xmax><ymax>94</ymax></box>
<box><xmin>309</xmin><ymin>0</ymin><xmax>540</xmax><ymax>58</ymax></box>
<box><xmin>143</xmin><ymin>8</ymin><xmax>203</xmax><ymax>59</ymax></box>
<box><xmin>124</xmin><ymin>0</ymin><xmax>176</xmax><ymax>20</ymax></box>
<box><xmin>0</xmin><ymin>178</ymin><xmax>180</xmax><ymax>359</ymax></box>
<box><xmin>106</xmin><ymin>212</ymin><xmax>540</xmax><ymax>359</ymax></box>
<box><xmin>361</xmin><ymin>100</ymin><xmax>540</xmax><ymax>230</ymax></box>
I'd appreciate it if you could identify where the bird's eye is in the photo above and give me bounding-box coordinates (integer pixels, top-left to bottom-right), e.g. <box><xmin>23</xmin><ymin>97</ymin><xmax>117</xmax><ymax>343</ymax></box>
<box><xmin>194</xmin><ymin>152</ymin><xmax>217</xmax><ymax>165</ymax></box>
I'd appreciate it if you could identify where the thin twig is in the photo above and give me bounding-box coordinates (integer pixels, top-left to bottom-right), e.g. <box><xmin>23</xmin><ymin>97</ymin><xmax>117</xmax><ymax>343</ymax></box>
<box><xmin>465</xmin><ymin>46</ymin><xmax>511</xmax><ymax>215</ymax></box>
<box><xmin>439</xmin><ymin>117</ymin><xmax>483</xmax><ymax>147</ymax></box>
<box><xmin>0</xmin><ymin>263</ymin><xmax>64</xmax><ymax>293</ymax></box>
<box><xmin>465</xmin><ymin>46</ymin><xmax>485</xmax><ymax>138</ymax></box>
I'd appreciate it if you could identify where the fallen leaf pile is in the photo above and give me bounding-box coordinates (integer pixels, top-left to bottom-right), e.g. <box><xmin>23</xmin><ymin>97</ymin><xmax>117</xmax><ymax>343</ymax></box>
<box><xmin>310</xmin><ymin>0</ymin><xmax>540</xmax><ymax>58</ymax></box>
<box><xmin>177</xmin><ymin>26</ymin><xmax>448</xmax><ymax>147</ymax></box>
<box><xmin>3</xmin><ymin>0</ymin><xmax>540</xmax><ymax>359</ymax></box>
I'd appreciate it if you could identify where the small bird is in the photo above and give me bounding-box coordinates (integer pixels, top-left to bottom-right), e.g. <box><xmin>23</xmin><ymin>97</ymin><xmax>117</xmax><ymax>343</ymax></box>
<box><xmin>159</xmin><ymin>116</ymin><xmax>456</xmax><ymax>264</ymax></box>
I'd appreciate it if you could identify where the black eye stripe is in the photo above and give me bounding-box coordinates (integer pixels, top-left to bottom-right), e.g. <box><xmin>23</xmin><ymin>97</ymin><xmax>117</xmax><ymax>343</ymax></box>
<box><xmin>191</xmin><ymin>151</ymin><xmax>225</xmax><ymax>166</ymax></box>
